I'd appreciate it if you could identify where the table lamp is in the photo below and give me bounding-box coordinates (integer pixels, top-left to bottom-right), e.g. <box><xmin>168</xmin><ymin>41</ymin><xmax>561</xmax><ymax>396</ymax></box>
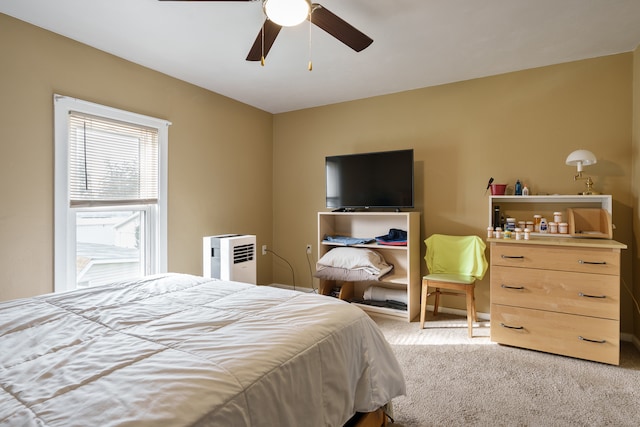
<box><xmin>565</xmin><ymin>149</ymin><xmax>597</xmax><ymax>195</ymax></box>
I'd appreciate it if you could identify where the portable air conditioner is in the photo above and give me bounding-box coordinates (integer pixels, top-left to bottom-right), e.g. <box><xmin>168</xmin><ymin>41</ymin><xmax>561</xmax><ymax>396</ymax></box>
<box><xmin>203</xmin><ymin>234</ymin><xmax>257</xmax><ymax>284</ymax></box>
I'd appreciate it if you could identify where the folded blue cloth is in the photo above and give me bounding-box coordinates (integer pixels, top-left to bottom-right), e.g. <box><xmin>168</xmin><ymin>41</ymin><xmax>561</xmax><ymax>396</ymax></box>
<box><xmin>324</xmin><ymin>235</ymin><xmax>375</xmax><ymax>246</ymax></box>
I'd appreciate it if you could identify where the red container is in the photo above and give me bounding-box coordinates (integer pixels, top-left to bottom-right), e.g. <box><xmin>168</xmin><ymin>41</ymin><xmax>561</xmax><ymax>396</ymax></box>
<box><xmin>490</xmin><ymin>184</ymin><xmax>507</xmax><ymax>195</ymax></box>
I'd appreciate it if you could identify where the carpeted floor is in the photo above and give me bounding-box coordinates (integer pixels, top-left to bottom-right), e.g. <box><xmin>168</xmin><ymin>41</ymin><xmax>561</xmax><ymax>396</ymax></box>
<box><xmin>372</xmin><ymin>313</ymin><xmax>640</xmax><ymax>427</ymax></box>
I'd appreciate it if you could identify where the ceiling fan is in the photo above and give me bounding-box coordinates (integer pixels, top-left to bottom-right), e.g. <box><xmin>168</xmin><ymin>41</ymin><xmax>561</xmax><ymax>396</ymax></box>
<box><xmin>159</xmin><ymin>0</ymin><xmax>373</xmax><ymax>63</ymax></box>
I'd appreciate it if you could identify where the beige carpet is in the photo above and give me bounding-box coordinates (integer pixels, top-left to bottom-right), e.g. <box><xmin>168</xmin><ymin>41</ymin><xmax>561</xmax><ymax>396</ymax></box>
<box><xmin>372</xmin><ymin>313</ymin><xmax>640</xmax><ymax>427</ymax></box>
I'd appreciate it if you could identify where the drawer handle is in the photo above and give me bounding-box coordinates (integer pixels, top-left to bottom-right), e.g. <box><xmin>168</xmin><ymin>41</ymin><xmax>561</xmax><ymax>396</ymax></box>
<box><xmin>578</xmin><ymin>260</ymin><xmax>607</xmax><ymax>265</ymax></box>
<box><xmin>578</xmin><ymin>336</ymin><xmax>607</xmax><ymax>344</ymax></box>
<box><xmin>578</xmin><ymin>292</ymin><xmax>606</xmax><ymax>299</ymax></box>
<box><xmin>501</xmin><ymin>255</ymin><xmax>524</xmax><ymax>259</ymax></box>
<box><xmin>500</xmin><ymin>322</ymin><xmax>524</xmax><ymax>330</ymax></box>
<box><xmin>501</xmin><ymin>284</ymin><xmax>525</xmax><ymax>290</ymax></box>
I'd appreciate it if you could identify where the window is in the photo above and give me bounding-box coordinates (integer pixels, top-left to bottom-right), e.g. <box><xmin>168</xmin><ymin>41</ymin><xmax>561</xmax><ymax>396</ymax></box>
<box><xmin>54</xmin><ymin>95</ymin><xmax>170</xmax><ymax>292</ymax></box>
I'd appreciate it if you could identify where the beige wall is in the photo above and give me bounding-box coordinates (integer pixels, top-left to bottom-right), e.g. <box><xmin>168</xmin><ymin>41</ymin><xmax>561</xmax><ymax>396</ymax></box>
<box><xmin>273</xmin><ymin>54</ymin><xmax>636</xmax><ymax>334</ymax></box>
<box><xmin>1</xmin><ymin>13</ymin><xmax>638</xmax><ymax>339</ymax></box>
<box><xmin>0</xmin><ymin>14</ymin><xmax>273</xmax><ymax>301</ymax></box>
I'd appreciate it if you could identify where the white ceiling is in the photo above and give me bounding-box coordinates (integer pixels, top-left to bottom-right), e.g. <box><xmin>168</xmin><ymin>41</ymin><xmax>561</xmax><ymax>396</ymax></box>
<box><xmin>2</xmin><ymin>0</ymin><xmax>640</xmax><ymax>114</ymax></box>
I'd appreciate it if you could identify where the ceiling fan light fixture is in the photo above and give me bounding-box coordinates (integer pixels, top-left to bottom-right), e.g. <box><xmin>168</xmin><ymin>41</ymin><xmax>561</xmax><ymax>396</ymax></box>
<box><xmin>263</xmin><ymin>0</ymin><xmax>310</xmax><ymax>27</ymax></box>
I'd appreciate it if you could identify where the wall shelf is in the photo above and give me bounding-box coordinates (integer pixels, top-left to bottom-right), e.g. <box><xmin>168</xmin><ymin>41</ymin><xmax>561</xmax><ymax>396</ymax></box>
<box><xmin>488</xmin><ymin>194</ymin><xmax>612</xmax><ymax>232</ymax></box>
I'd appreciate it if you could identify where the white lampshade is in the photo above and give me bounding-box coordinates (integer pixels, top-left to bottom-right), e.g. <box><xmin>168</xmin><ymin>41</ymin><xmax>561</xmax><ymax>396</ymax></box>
<box><xmin>565</xmin><ymin>149</ymin><xmax>597</xmax><ymax>172</ymax></box>
<box><xmin>264</xmin><ymin>0</ymin><xmax>310</xmax><ymax>27</ymax></box>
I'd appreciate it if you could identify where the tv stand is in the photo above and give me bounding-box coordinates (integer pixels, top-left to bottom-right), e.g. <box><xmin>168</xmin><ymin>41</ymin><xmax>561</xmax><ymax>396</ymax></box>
<box><xmin>317</xmin><ymin>211</ymin><xmax>421</xmax><ymax>321</ymax></box>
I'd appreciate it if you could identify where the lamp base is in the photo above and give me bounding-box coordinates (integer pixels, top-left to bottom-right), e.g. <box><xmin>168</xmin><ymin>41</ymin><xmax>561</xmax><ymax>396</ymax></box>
<box><xmin>574</xmin><ymin>175</ymin><xmax>596</xmax><ymax>196</ymax></box>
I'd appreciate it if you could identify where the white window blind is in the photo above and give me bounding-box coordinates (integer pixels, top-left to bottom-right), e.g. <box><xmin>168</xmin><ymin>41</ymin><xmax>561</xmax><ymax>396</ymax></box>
<box><xmin>68</xmin><ymin>112</ymin><xmax>159</xmax><ymax>207</ymax></box>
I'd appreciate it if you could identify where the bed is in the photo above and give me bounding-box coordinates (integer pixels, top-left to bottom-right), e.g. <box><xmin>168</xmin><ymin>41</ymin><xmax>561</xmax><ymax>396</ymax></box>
<box><xmin>0</xmin><ymin>273</ymin><xmax>405</xmax><ymax>426</ymax></box>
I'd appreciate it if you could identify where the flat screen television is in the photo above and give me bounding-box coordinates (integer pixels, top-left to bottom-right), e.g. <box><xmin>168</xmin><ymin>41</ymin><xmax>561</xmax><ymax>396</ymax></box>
<box><xmin>325</xmin><ymin>149</ymin><xmax>414</xmax><ymax>210</ymax></box>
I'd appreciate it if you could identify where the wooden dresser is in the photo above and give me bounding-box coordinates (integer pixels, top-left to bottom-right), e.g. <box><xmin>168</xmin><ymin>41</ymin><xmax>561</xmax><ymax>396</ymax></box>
<box><xmin>488</xmin><ymin>237</ymin><xmax>626</xmax><ymax>365</ymax></box>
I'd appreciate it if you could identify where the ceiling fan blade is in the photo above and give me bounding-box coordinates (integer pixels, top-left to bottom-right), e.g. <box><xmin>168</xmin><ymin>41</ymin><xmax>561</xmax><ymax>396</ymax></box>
<box><xmin>309</xmin><ymin>4</ymin><xmax>373</xmax><ymax>52</ymax></box>
<box><xmin>246</xmin><ymin>19</ymin><xmax>282</xmax><ymax>61</ymax></box>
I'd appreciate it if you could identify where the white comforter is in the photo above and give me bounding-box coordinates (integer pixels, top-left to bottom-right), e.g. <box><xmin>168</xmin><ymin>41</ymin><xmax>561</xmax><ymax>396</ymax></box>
<box><xmin>0</xmin><ymin>274</ymin><xmax>405</xmax><ymax>427</ymax></box>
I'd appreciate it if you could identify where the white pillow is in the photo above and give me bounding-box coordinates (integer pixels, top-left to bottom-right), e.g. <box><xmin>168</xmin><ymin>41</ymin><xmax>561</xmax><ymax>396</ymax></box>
<box><xmin>316</xmin><ymin>247</ymin><xmax>391</xmax><ymax>275</ymax></box>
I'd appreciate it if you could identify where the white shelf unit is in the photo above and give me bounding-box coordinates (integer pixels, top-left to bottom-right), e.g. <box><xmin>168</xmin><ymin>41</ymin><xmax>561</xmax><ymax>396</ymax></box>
<box><xmin>317</xmin><ymin>211</ymin><xmax>421</xmax><ymax>321</ymax></box>
<box><xmin>488</xmin><ymin>195</ymin><xmax>613</xmax><ymax>237</ymax></box>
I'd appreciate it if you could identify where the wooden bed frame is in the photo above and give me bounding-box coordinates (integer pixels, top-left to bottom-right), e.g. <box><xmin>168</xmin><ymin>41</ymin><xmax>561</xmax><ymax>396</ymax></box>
<box><xmin>348</xmin><ymin>407</ymin><xmax>389</xmax><ymax>427</ymax></box>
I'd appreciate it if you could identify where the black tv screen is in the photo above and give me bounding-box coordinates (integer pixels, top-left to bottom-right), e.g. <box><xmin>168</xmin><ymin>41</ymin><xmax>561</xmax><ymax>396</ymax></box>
<box><xmin>325</xmin><ymin>149</ymin><xmax>414</xmax><ymax>210</ymax></box>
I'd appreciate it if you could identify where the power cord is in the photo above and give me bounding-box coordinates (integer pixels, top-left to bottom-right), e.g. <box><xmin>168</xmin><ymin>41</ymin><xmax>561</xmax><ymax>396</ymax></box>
<box><xmin>265</xmin><ymin>248</ymin><xmax>296</xmax><ymax>291</ymax></box>
<box><xmin>305</xmin><ymin>250</ymin><xmax>318</xmax><ymax>294</ymax></box>
<box><xmin>621</xmin><ymin>277</ymin><xmax>640</xmax><ymax>316</ymax></box>
<box><xmin>264</xmin><ymin>247</ymin><xmax>318</xmax><ymax>294</ymax></box>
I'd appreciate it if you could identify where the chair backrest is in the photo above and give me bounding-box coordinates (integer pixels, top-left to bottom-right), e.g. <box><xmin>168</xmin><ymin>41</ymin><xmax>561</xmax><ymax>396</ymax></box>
<box><xmin>424</xmin><ymin>234</ymin><xmax>488</xmax><ymax>280</ymax></box>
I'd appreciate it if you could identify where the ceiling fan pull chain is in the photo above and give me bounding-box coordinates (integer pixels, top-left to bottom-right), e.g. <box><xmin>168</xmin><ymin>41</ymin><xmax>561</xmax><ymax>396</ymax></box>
<box><xmin>308</xmin><ymin>9</ymin><xmax>313</xmax><ymax>71</ymax></box>
<box><xmin>261</xmin><ymin>11</ymin><xmax>266</xmax><ymax>66</ymax></box>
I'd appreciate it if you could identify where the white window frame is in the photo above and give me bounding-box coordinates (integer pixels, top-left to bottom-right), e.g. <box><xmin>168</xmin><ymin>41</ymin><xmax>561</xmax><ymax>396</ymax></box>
<box><xmin>54</xmin><ymin>95</ymin><xmax>170</xmax><ymax>293</ymax></box>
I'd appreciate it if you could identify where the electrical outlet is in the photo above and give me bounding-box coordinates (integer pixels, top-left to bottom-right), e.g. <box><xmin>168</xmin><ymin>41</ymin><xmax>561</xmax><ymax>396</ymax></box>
<box><xmin>306</xmin><ymin>244</ymin><xmax>312</xmax><ymax>254</ymax></box>
<box><xmin>262</xmin><ymin>245</ymin><xmax>267</xmax><ymax>256</ymax></box>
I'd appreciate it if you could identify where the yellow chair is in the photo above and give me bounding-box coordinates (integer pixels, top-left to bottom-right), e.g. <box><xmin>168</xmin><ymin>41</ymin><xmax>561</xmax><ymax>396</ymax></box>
<box><xmin>420</xmin><ymin>234</ymin><xmax>488</xmax><ymax>337</ymax></box>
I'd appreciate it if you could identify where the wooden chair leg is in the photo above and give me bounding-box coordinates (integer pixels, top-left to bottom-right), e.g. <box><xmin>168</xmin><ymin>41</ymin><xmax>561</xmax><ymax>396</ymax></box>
<box><xmin>433</xmin><ymin>288</ymin><xmax>440</xmax><ymax>316</ymax></box>
<box><xmin>470</xmin><ymin>287</ymin><xmax>477</xmax><ymax>322</ymax></box>
<box><xmin>466</xmin><ymin>287</ymin><xmax>474</xmax><ymax>338</ymax></box>
<box><xmin>420</xmin><ymin>281</ymin><xmax>428</xmax><ymax>329</ymax></box>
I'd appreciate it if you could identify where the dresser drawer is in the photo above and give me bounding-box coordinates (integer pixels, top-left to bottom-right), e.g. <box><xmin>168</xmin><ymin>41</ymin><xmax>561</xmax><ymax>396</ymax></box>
<box><xmin>490</xmin><ymin>243</ymin><xmax>620</xmax><ymax>275</ymax></box>
<box><xmin>491</xmin><ymin>304</ymin><xmax>619</xmax><ymax>365</ymax></box>
<box><xmin>491</xmin><ymin>266</ymin><xmax>620</xmax><ymax>319</ymax></box>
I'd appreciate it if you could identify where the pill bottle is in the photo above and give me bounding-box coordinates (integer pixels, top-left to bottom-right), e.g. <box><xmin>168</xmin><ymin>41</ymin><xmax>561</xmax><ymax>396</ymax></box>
<box><xmin>504</xmin><ymin>229</ymin><xmax>512</xmax><ymax>239</ymax></box>
<box><xmin>539</xmin><ymin>218</ymin><xmax>548</xmax><ymax>233</ymax></box>
<box><xmin>524</xmin><ymin>228</ymin><xmax>531</xmax><ymax>240</ymax></box>
<box><xmin>494</xmin><ymin>227</ymin><xmax>502</xmax><ymax>239</ymax></box>
<box><xmin>487</xmin><ymin>226</ymin><xmax>494</xmax><ymax>238</ymax></box>
<box><xmin>559</xmin><ymin>222</ymin><xmax>569</xmax><ymax>234</ymax></box>
<box><xmin>533</xmin><ymin>215</ymin><xmax>542</xmax><ymax>232</ymax></box>
<box><xmin>553</xmin><ymin>211</ymin><xmax>563</xmax><ymax>223</ymax></box>
<box><xmin>506</xmin><ymin>217</ymin><xmax>516</xmax><ymax>232</ymax></box>
<box><xmin>518</xmin><ymin>221</ymin><xmax>526</xmax><ymax>230</ymax></box>
<box><xmin>526</xmin><ymin>221</ymin><xmax>534</xmax><ymax>232</ymax></box>
<box><xmin>549</xmin><ymin>222</ymin><xmax>558</xmax><ymax>234</ymax></box>
<box><xmin>515</xmin><ymin>228</ymin><xmax>523</xmax><ymax>240</ymax></box>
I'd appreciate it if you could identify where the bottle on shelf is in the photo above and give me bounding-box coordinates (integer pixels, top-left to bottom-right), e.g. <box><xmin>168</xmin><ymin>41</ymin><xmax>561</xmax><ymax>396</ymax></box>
<box><xmin>515</xmin><ymin>179</ymin><xmax>522</xmax><ymax>196</ymax></box>
<box><xmin>522</xmin><ymin>184</ymin><xmax>529</xmax><ymax>196</ymax></box>
<box><xmin>533</xmin><ymin>214</ymin><xmax>542</xmax><ymax>232</ymax></box>
<box><xmin>539</xmin><ymin>218</ymin><xmax>548</xmax><ymax>233</ymax></box>
<box><xmin>553</xmin><ymin>211</ymin><xmax>563</xmax><ymax>223</ymax></box>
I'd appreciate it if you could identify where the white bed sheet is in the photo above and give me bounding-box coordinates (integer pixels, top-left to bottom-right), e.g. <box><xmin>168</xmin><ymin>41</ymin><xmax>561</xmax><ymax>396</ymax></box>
<box><xmin>0</xmin><ymin>273</ymin><xmax>405</xmax><ymax>427</ymax></box>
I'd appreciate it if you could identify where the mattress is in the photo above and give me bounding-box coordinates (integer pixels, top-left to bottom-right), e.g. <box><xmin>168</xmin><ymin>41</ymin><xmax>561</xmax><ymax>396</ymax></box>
<box><xmin>0</xmin><ymin>273</ymin><xmax>405</xmax><ymax>426</ymax></box>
